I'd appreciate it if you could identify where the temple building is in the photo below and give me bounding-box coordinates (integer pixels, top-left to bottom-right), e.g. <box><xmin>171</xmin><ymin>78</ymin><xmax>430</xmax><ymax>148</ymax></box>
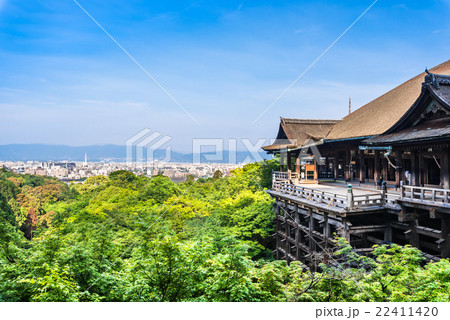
<box><xmin>263</xmin><ymin>60</ymin><xmax>450</xmax><ymax>188</ymax></box>
<box><xmin>263</xmin><ymin>60</ymin><xmax>450</xmax><ymax>266</ymax></box>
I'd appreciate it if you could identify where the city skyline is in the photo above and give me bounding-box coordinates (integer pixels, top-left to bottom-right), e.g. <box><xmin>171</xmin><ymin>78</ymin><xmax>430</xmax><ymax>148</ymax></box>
<box><xmin>0</xmin><ymin>159</ymin><xmax>240</xmax><ymax>182</ymax></box>
<box><xmin>1</xmin><ymin>1</ymin><xmax>450</xmax><ymax>152</ymax></box>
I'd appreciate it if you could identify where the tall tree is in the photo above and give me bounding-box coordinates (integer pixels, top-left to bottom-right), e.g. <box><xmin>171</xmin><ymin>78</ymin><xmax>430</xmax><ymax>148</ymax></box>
<box><xmin>23</xmin><ymin>207</ymin><xmax>38</xmax><ymax>240</ymax></box>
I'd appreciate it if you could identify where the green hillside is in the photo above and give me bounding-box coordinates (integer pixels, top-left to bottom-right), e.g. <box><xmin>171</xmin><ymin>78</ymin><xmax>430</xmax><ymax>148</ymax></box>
<box><xmin>0</xmin><ymin>163</ymin><xmax>449</xmax><ymax>302</ymax></box>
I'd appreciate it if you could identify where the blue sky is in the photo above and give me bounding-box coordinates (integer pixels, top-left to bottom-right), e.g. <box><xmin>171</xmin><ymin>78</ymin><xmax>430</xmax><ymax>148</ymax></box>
<box><xmin>0</xmin><ymin>0</ymin><xmax>449</xmax><ymax>152</ymax></box>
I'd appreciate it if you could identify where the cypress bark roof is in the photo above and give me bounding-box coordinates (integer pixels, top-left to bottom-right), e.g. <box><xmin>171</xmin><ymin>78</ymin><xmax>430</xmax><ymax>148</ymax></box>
<box><xmin>262</xmin><ymin>118</ymin><xmax>339</xmax><ymax>152</ymax></box>
<box><xmin>362</xmin><ymin>118</ymin><xmax>450</xmax><ymax>145</ymax></box>
<box><xmin>325</xmin><ymin>60</ymin><xmax>450</xmax><ymax>140</ymax></box>
<box><xmin>363</xmin><ymin>72</ymin><xmax>450</xmax><ymax>145</ymax></box>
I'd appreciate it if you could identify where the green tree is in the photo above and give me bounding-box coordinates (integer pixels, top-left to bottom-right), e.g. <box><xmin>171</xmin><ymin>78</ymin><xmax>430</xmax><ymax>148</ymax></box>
<box><xmin>139</xmin><ymin>175</ymin><xmax>180</xmax><ymax>204</ymax></box>
<box><xmin>259</xmin><ymin>159</ymin><xmax>279</xmax><ymax>189</ymax></box>
<box><xmin>125</xmin><ymin>235</ymin><xmax>210</xmax><ymax>301</ymax></box>
<box><xmin>202</xmin><ymin>238</ymin><xmax>256</xmax><ymax>301</ymax></box>
<box><xmin>109</xmin><ymin>170</ymin><xmax>137</xmax><ymax>188</ymax></box>
<box><xmin>20</xmin><ymin>264</ymin><xmax>80</xmax><ymax>302</ymax></box>
<box><xmin>0</xmin><ymin>177</ymin><xmax>18</xmax><ymax>201</ymax></box>
<box><xmin>212</xmin><ymin>170</ymin><xmax>223</xmax><ymax>181</ymax></box>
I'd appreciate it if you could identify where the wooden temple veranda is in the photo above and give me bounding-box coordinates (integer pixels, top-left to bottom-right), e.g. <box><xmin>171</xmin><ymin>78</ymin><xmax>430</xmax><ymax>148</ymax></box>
<box><xmin>262</xmin><ymin>61</ymin><xmax>450</xmax><ymax>267</ymax></box>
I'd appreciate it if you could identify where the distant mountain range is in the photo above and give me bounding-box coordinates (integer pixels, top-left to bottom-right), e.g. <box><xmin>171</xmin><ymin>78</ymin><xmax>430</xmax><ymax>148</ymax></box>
<box><xmin>0</xmin><ymin>144</ymin><xmax>271</xmax><ymax>163</ymax></box>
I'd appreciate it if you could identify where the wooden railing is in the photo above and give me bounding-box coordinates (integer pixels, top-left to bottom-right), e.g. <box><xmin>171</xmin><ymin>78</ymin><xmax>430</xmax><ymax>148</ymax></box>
<box><xmin>272</xmin><ymin>181</ymin><xmax>385</xmax><ymax>209</ymax></box>
<box><xmin>272</xmin><ymin>181</ymin><xmax>347</xmax><ymax>208</ymax></box>
<box><xmin>273</xmin><ymin>171</ymin><xmax>298</xmax><ymax>182</ymax></box>
<box><xmin>353</xmin><ymin>193</ymin><xmax>384</xmax><ymax>207</ymax></box>
<box><xmin>401</xmin><ymin>186</ymin><xmax>450</xmax><ymax>204</ymax></box>
<box><xmin>273</xmin><ymin>171</ymin><xmax>290</xmax><ymax>181</ymax></box>
<box><xmin>385</xmin><ymin>193</ymin><xmax>401</xmax><ymax>205</ymax></box>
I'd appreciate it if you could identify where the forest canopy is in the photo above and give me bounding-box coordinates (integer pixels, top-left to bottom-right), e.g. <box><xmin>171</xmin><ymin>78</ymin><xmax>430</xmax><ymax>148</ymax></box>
<box><xmin>0</xmin><ymin>162</ymin><xmax>449</xmax><ymax>302</ymax></box>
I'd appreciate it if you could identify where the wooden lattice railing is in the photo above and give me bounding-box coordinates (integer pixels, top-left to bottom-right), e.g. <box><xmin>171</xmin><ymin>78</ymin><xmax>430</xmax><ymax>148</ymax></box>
<box><xmin>272</xmin><ymin>180</ymin><xmax>385</xmax><ymax>209</ymax></box>
<box><xmin>401</xmin><ymin>186</ymin><xmax>450</xmax><ymax>204</ymax></box>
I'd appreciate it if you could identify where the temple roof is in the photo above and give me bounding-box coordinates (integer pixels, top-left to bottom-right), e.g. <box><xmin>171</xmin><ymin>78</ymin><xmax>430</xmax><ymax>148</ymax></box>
<box><xmin>364</xmin><ymin>72</ymin><xmax>450</xmax><ymax>145</ymax></box>
<box><xmin>363</xmin><ymin>118</ymin><xmax>450</xmax><ymax>145</ymax></box>
<box><xmin>262</xmin><ymin>118</ymin><xmax>339</xmax><ymax>152</ymax></box>
<box><xmin>325</xmin><ymin>60</ymin><xmax>450</xmax><ymax>141</ymax></box>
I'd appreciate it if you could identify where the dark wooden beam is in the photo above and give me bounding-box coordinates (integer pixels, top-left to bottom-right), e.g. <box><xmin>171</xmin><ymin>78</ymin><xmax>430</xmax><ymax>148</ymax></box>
<box><xmin>349</xmin><ymin>225</ymin><xmax>386</xmax><ymax>234</ymax></box>
<box><xmin>416</xmin><ymin>225</ymin><xmax>442</xmax><ymax>239</ymax></box>
<box><xmin>366</xmin><ymin>235</ymin><xmax>384</xmax><ymax>245</ymax></box>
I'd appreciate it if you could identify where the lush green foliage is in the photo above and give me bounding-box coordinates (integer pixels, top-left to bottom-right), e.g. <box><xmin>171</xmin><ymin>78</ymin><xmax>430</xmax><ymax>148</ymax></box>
<box><xmin>0</xmin><ymin>161</ymin><xmax>449</xmax><ymax>302</ymax></box>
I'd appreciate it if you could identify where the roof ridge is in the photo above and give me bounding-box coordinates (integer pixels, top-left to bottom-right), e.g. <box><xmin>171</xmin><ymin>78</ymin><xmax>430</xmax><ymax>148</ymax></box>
<box><xmin>423</xmin><ymin>70</ymin><xmax>450</xmax><ymax>89</ymax></box>
<box><xmin>281</xmin><ymin>118</ymin><xmax>340</xmax><ymax>124</ymax></box>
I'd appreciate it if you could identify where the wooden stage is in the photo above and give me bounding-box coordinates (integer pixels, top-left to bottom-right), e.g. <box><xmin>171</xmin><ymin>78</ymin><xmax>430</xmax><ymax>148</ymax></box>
<box><xmin>269</xmin><ymin>172</ymin><xmax>450</xmax><ymax>267</ymax></box>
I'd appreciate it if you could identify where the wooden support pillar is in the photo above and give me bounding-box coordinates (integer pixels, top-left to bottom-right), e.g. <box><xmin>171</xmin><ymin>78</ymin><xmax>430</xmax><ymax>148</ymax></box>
<box><xmin>409</xmin><ymin>218</ymin><xmax>420</xmax><ymax>249</ymax></box>
<box><xmin>384</xmin><ymin>212</ymin><xmax>392</xmax><ymax>243</ymax></box>
<box><xmin>344</xmin><ymin>150</ymin><xmax>348</xmax><ymax>181</ymax></box>
<box><xmin>275</xmin><ymin>202</ymin><xmax>281</xmax><ymax>259</ymax></box>
<box><xmin>395</xmin><ymin>149</ymin><xmax>403</xmax><ymax>188</ymax></box>
<box><xmin>295</xmin><ymin>157</ymin><xmax>301</xmax><ymax>176</ymax></box>
<box><xmin>280</xmin><ymin>151</ymin><xmax>285</xmax><ymax>172</ymax></box>
<box><xmin>285</xmin><ymin>203</ymin><xmax>290</xmax><ymax>262</ymax></box>
<box><xmin>441</xmin><ymin>216</ymin><xmax>450</xmax><ymax>259</ymax></box>
<box><xmin>359</xmin><ymin>150</ymin><xmax>365</xmax><ymax>183</ymax></box>
<box><xmin>345</xmin><ymin>149</ymin><xmax>350</xmax><ymax>181</ymax></box>
<box><xmin>411</xmin><ymin>150</ymin><xmax>420</xmax><ymax>186</ymax></box>
<box><xmin>382</xmin><ymin>155</ymin><xmax>388</xmax><ymax>182</ymax></box>
<box><xmin>441</xmin><ymin>149</ymin><xmax>449</xmax><ymax>189</ymax></box>
<box><xmin>308</xmin><ymin>208</ymin><xmax>315</xmax><ymax>252</ymax></box>
<box><xmin>287</xmin><ymin>153</ymin><xmax>292</xmax><ymax>172</ymax></box>
<box><xmin>425</xmin><ymin>155</ymin><xmax>430</xmax><ymax>185</ymax></box>
<box><xmin>419</xmin><ymin>155</ymin><xmax>424</xmax><ymax>186</ymax></box>
<box><xmin>323</xmin><ymin>212</ymin><xmax>330</xmax><ymax>249</ymax></box>
<box><xmin>342</xmin><ymin>218</ymin><xmax>351</xmax><ymax>243</ymax></box>
<box><xmin>313</xmin><ymin>157</ymin><xmax>318</xmax><ymax>181</ymax></box>
<box><xmin>294</xmin><ymin>204</ymin><xmax>300</xmax><ymax>260</ymax></box>
<box><xmin>363</xmin><ymin>234</ymin><xmax>368</xmax><ymax>248</ymax></box>
<box><xmin>333</xmin><ymin>156</ymin><xmax>338</xmax><ymax>180</ymax></box>
<box><xmin>374</xmin><ymin>151</ymin><xmax>380</xmax><ymax>181</ymax></box>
